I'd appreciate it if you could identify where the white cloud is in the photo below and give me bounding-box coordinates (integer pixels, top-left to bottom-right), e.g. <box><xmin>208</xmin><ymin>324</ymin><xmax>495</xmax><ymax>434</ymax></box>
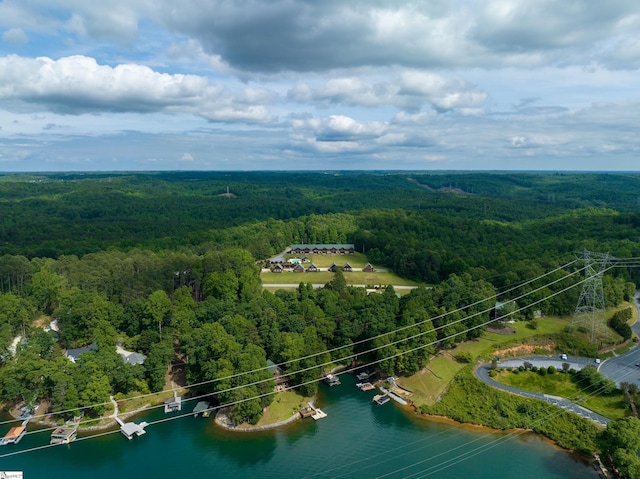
<box><xmin>0</xmin><ymin>55</ymin><xmax>275</xmax><ymax>123</ymax></box>
<box><xmin>179</xmin><ymin>152</ymin><xmax>193</xmax><ymax>161</ymax></box>
<box><xmin>2</xmin><ymin>28</ymin><xmax>28</xmax><ymax>45</ymax></box>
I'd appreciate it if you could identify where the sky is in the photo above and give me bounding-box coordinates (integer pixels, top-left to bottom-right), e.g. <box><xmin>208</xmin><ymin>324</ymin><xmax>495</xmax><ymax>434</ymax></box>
<box><xmin>0</xmin><ymin>1</ymin><xmax>639</xmax><ymax>172</ymax></box>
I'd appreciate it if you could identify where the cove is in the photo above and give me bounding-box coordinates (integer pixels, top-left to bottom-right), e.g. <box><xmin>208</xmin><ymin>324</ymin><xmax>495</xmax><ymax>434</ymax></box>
<box><xmin>0</xmin><ymin>375</ymin><xmax>598</xmax><ymax>478</ymax></box>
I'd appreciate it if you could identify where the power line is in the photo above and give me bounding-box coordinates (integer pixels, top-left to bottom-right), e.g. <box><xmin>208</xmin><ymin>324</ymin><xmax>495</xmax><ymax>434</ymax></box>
<box><xmin>2</xmin><ymin>260</ymin><xmax>586</xmax><ymax>427</ymax></box>
<box><xmin>0</xmin><ymin>266</ymin><xmax>604</xmax><ymax>458</ymax></box>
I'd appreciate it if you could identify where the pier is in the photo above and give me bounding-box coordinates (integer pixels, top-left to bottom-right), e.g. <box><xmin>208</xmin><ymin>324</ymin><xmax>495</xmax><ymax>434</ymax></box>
<box><xmin>111</xmin><ymin>395</ymin><xmax>149</xmax><ymax>440</ymax></box>
<box><xmin>307</xmin><ymin>402</ymin><xmax>327</xmax><ymax>420</ymax></box>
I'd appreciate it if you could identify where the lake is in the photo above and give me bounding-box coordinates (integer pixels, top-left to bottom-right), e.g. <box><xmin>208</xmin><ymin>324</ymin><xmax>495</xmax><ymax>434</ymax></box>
<box><xmin>0</xmin><ymin>375</ymin><xmax>598</xmax><ymax>478</ymax></box>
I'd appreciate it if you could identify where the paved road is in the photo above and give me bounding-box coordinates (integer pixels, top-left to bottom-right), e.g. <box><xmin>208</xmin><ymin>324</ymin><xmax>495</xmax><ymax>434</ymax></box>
<box><xmin>475</xmin><ymin>292</ymin><xmax>640</xmax><ymax>426</ymax></box>
<box><xmin>597</xmin><ymin>292</ymin><xmax>640</xmax><ymax>386</ymax></box>
<box><xmin>475</xmin><ymin>362</ymin><xmax>610</xmax><ymax>426</ymax></box>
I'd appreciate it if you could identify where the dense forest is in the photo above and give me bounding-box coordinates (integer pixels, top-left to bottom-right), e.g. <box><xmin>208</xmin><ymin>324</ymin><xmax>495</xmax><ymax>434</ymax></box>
<box><xmin>0</xmin><ymin>171</ymin><xmax>639</xmax><ymax>425</ymax></box>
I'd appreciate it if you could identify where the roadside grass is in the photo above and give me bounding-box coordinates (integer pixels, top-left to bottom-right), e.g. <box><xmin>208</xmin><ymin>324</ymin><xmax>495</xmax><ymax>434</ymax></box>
<box><xmin>255</xmin><ymin>391</ymin><xmax>311</xmax><ymax>426</ymax></box>
<box><xmin>398</xmin><ymin>313</ymin><xmax>626</xmax><ymax>408</ymax></box>
<box><xmin>494</xmin><ymin>369</ymin><xmax>628</xmax><ymax>420</ymax></box>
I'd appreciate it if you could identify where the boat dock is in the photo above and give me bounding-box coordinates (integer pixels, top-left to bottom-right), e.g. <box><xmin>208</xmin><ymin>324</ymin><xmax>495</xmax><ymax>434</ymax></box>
<box><xmin>356</xmin><ymin>382</ymin><xmax>375</xmax><ymax>391</ymax></box>
<box><xmin>372</xmin><ymin>394</ymin><xmax>390</xmax><ymax>406</ymax></box>
<box><xmin>379</xmin><ymin>387</ymin><xmax>409</xmax><ymax>406</ymax></box>
<box><xmin>50</xmin><ymin>422</ymin><xmax>78</xmax><ymax>445</ymax></box>
<box><xmin>119</xmin><ymin>420</ymin><xmax>149</xmax><ymax>440</ymax></box>
<box><xmin>1</xmin><ymin>417</ymin><xmax>30</xmax><ymax>446</ymax></box>
<box><xmin>111</xmin><ymin>395</ymin><xmax>149</xmax><ymax>440</ymax></box>
<box><xmin>356</xmin><ymin>371</ymin><xmax>371</xmax><ymax>381</ymax></box>
<box><xmin>307</xmin><ymin>402</ymin><xmax>327</xmax><ymax>420</ymax></box>
<box><xmin>324</xmin><ymin>373</ymin><xmax>341</xmax><ymax>386</ymax></box>
<box><xmin>192</xmin><ymin>401</ymin><xmax>211</xmax><ymax>418</ymax></box>
<box><xmin>164</xmin><ymin>390</ymin><xmax>182</xmax><ymax>413</ymax></box>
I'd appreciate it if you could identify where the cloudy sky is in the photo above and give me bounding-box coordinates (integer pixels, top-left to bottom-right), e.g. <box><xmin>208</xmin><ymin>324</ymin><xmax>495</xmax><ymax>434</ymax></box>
<box><xmin>0</xmin><ymin>1</ymin><xmax>639</xmax><ymax>171</ymax></box>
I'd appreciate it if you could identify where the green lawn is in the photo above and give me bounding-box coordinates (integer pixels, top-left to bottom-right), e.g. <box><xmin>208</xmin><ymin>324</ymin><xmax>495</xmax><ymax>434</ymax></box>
<box><xmin>261</xmin><ymin>270</ymin><xmax>420</xmax><ymax>287</ymax></box>
<box><xmin>495</xmin><ymin>369</ymin><xmax>627</xmax><ymax>419</ymax></box>
<box><xmin>255</xmin><ymin>391</ymin><xmax>311</xmax><ymax>425</ymax></box>
<box><xmin>398</xmin><ymin>317</ymin><xmax>578</xmax><ymax>407</ymax></box>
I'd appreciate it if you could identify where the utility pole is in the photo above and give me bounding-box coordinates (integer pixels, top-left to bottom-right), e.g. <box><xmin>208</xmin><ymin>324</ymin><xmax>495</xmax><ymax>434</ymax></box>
<box><xmin>572</xmin><ymin>250</ymin><xmax>609</xmax><ymax>343</ymax></box>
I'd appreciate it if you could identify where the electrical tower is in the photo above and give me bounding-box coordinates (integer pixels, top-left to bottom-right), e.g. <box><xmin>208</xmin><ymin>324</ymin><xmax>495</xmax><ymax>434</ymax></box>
<box><xmin>572</xmin><ymin>251</ymin><xmax>610</xmax><ymax>343</ymax></box>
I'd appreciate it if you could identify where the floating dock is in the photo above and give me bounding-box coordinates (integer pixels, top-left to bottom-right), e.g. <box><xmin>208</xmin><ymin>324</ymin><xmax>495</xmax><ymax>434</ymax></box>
<box><xmin>379</xmin><ymin>387</ymin><xmax>409</xmax><ymax>406</ymax></box>
<box><xmin>307</xmin><ymin>402</ymin><xmax>327</xmax><ymax>420</ymax></box>
<box><xmin>356</xmin><ymin>371</ymin><xmax>371</xmax><ymax>381</ymax></box>
<box><xmin>356</xmin><ymin>382</ymin><xmax>376</xmax><ymax>391</ymax></box>
<box><xmin>50</xmin><ymin>424</ymin><xmax>78</xmax><ymax>445</ymax></box>
<box><xmin>373</xmin><ymin>394</ymin><xmax>390</xmax><ymax>406</ymax></box>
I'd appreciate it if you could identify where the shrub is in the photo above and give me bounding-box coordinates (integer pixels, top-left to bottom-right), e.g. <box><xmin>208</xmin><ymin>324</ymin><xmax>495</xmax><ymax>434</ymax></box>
<box><xmin>547</xmin><ymin>365</ymin><xmax>556</xmax><ymax>375</ymax></box>
<box><xmin>531</xmin><ymin>366</ymin><xmax>539</xmax><ymax>373</ymax></box>
<box><xmin>538</xmin><ymin>367</ymin><xmax>547</xmax><ymax>376</ymax></box>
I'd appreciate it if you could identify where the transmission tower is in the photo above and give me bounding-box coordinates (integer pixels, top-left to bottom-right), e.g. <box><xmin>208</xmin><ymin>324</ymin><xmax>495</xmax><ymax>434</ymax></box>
<box><xmin>572</xmin><ymin>251</ymin><xmax>610</xmax><ymax>343</ymax></box>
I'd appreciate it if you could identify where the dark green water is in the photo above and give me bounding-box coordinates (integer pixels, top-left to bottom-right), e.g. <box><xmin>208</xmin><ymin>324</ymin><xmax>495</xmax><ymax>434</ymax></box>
<box><xmin>0</xmin><ymin>376</ymin><xmax>598</xmax><ymax>478</ymax></box>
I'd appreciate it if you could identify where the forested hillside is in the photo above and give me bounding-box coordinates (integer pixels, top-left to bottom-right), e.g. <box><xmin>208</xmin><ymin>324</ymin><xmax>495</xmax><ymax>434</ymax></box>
<box><xmin>0</xmin><ymin>171</ymin><xmax>639</xmax><ymax>425</ymax></box>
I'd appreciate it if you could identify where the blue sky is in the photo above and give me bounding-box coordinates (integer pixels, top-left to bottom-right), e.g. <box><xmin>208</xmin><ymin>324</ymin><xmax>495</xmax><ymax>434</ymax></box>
<box><xmin>0</xmin><ymin>1</ymin><xmax>639</xmax><ymax>171</ymax></box>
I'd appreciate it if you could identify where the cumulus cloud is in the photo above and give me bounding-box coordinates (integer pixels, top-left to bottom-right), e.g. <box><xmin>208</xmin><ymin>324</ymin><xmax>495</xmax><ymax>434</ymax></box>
<box><xmin>287</xmin><ymin>72</ymin><xmax>487</xmax><ymax>113</ymax></box>
<box><xmin>0</xmin><ymin>55</ymin><xmax>274</xmax><ymax>123</ymax></box>
<box><xmin>145</xmin><ymin>0</ymin><xmax>640</xmax><ymax>72</ymax></box>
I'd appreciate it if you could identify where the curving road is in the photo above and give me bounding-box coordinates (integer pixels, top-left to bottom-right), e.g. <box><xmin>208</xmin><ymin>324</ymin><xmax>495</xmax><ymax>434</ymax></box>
<box><xmin>474</xmin><ymin>292</ymin><xmax>640</xmax><ymax>426</ymax></box>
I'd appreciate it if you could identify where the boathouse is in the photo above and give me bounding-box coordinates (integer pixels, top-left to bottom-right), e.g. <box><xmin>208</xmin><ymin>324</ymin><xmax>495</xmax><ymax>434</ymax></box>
<box><xmin>120</xmin><ymin>421</ymin><xmax>148</xmax><ymax>440</ymax></box>
<box><xmin>0</xmin><ymin>425</ymin><xmax>26</xmax><ymax>445</ymax></box>
<box><xmin>164</xmin><ymin>395</ymin><xmax>182</xmax><ymax>413</ymax></box>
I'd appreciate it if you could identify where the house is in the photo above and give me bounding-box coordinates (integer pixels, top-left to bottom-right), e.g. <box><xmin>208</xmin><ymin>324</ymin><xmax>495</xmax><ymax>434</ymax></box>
<box><xmin>363</xmin><ymin>263</ymin><xmax>375</xmax><ymax>273</ymax></box>
<box><xmin>65</xmin><ymin>343</ymin><xmax>97</xmax><ymax>363</ymax></box>
<box><xmin>306</xmin><ymin>263</ymin><xmax>319</xmax><ymax>272</ymax></box>
<box><xmin>328</xmin><ymin>262</ymin><xmax>338</xmax><ymax>272</ymax></box>
<box><xmin>289</xmin><ymin>244</ymin><xmax>355</xmax><ymax>255</ymax></box>
<box><xmin>267</xmin><ymin>359</ymin><xmax>289</xmax><ymax>391</ymax></box>
<box><xmin>293</xmin><ymin>264</ymin><xmax>305</xmax><ymax>273</ymax></box>
<box><xmin>342</xmin><ymin>262</ymin><xmax>353</xmax><ymax>272</ymax></box>
<box><xmin>117</xmin><ymin>345</ymin><xmax>146</xmax><ymax>365</ymax></box>
<box><xmin>271</xmin><ymin>264</ymin><xmax>283</xmax><ymax>273</ymax></box>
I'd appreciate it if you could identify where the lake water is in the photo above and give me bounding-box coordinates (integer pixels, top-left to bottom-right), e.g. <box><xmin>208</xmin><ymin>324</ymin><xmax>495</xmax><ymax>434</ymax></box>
<box><xmin>0</xmin><ymin>375</ymin><xmax>598</xmax><ymax>478</ymax></box>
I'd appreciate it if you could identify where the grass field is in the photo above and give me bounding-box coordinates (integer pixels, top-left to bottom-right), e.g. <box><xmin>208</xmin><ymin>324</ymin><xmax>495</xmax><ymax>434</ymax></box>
<box><xmin>261</xmin><ymin>270</ymin><xmax>420</xmax><ymax>287</ymax></box>
<box><xmin>398</xmin><ymin>315</ymin><xmax>588</xmax><ymax>408</ymax></box>
<box><xmin>494</xmin><ymin>369</ymin><xmax>627</xmax><ymax>419</ymax></box>
<box><xmin>255</xmin><ymin>391</ymin><xmax>311</xmax><ymax>426</ymax></box>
